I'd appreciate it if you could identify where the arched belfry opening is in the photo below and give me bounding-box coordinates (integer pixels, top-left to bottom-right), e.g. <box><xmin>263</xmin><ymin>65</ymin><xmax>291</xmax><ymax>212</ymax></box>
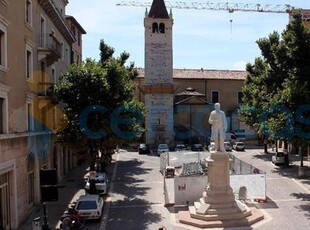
<box><xmin>159</xmin><ymin>23</ymin><xmax>165</xmax><ymax>33</ymax></box>
<box><xmin>152</xmin><ymin>22</ymin><xmax>159</xmax><ymax>33</ymax></box>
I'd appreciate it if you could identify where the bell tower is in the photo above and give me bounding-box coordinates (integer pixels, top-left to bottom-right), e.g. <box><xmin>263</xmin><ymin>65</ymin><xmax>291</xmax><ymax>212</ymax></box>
<box><xmin>144</xmin><ymin>0</ymin><xmax>174</xmax><ymax>146</ymax></box>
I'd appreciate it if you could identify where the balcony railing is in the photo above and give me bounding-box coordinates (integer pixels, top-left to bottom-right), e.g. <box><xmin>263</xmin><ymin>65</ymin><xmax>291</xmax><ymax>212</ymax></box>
<box><xmin>37</xmin><ymin>33</ymin><xmax>61</xmax><ymax>60</ymax></box>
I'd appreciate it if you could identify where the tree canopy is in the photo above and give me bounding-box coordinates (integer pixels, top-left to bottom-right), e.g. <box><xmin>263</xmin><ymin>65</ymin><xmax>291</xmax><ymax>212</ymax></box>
<box><xmin>53</xmin><ymin>40</ymin><xmax>145</xmax><ymax>170</ymax></box>
<box><xmin>239</xmin><ymin>13</ymin><xmax>310</xmax><ymax>149</ymax></box>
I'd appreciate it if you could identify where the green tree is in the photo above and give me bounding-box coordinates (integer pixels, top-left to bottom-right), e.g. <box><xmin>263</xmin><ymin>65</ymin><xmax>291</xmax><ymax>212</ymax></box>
<box><xmin>54</xmin><ymin>40</ymin><xmax>145</xmax><ymax>189</ymax></box>
<box><xmin>239</xmin><ymin>13</ymin><xmax>310</xmax><ymax>169</ymax></box>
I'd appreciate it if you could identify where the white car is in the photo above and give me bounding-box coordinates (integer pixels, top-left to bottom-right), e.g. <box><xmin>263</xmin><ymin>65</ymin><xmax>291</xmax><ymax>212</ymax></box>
<box><xmin>84</xmin><ymin>172</ymin><xmax>108</xmax><ymax>195</ymax></box>
<box><xmin>272</xmin><ymin>152</ymin><xmax>285</xmax><ymax>165</ymax></box>
<box><xmin>75</xmin><ymin>194</ymin><xmax>104</xmax><ymax>220</ymax></box>
<box><xmin>233</xmin><ymin>142</ymin><xmax>245</xmax><ymax>151</ymax></box>
<box><xmin>157</xmin><ymin>143</ymin><xmax>169</xmax><ymax>155</ymax></box>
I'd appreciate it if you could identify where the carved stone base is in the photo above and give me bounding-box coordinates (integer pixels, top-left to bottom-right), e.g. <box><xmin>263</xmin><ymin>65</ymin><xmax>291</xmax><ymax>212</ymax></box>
<box><xmin>178</xmin><ymin>151</ymin><xmax>264</xmax><ymax>228</ymax></box>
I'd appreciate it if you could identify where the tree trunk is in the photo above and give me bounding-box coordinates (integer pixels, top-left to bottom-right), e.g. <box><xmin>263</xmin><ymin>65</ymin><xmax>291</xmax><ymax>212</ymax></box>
<box><xmin>300</xmin><ymin>147</ymin><xmax>304</xmax><ymax>167</ymax></box>
<box><xmin>284</xmin><ymin>141</ymin><xmax>289</xmax><ymax>167</ymax></box>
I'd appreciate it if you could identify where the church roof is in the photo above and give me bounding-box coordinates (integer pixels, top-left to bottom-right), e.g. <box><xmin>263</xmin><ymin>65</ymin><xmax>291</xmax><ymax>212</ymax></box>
<box><xmin>136</xmin><ymin>68</ymin><xmax>247</xmax><ymax>80</ymax></box>
<box><xmin>148</xmin><ymin>0</ymin><xmax>169</xmax><ymax>18</ymax></box>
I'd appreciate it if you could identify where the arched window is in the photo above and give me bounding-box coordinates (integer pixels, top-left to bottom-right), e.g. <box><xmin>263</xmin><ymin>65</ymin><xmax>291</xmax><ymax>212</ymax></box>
<box><xmin>159</xmin><ymin>23</ymin><xmax>165</xmax><ymax>33</ymax></box>
<box><xmin>152</xmin><ymin>23</ymin><xmax>158</xmax><ymax>33</ymax></box>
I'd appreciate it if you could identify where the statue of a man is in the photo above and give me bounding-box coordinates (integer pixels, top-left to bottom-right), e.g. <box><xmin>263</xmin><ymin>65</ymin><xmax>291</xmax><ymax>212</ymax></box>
<box><xmin>208</xmin><ymin>103</ymin><xmax>227</xmax><ymax>152</ymax></box>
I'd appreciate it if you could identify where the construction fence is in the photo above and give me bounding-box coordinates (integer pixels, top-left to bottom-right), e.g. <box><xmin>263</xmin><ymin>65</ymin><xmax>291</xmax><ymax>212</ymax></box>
<box><xmin>161</xmin><ymin>151</ymin><xmax>266</xmax><ymax>206</ymax></box>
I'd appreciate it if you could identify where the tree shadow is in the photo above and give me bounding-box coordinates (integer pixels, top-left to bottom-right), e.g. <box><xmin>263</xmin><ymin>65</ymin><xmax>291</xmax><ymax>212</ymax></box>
<box><xmin>106</xmin><ymin>198</ymin><xmax>163</xmax><ymax>230</ymax></box>
<box><xmin>291</xmin><ymin>192</ymin><xmax>310</xmax><ymax>219</ymax></box>
<box><xmin>105</xmin><ymin>155</ymin><xmax>164</xmax><ymax>229</ymax></box>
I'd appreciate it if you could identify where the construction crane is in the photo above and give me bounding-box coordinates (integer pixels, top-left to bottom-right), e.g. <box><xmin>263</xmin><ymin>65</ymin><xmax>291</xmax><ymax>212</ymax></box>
<box><xmin>116</xmin><ymin>1</ymin><xmax>295</xmax><ymax>14</ymax></box>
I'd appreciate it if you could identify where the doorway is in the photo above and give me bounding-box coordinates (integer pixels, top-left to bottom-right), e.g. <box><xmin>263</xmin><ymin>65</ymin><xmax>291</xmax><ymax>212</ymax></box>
<box><xmin>0</xmin><ymin>173</ymin><xmax>10</xmax><ymax>230</ymax></box>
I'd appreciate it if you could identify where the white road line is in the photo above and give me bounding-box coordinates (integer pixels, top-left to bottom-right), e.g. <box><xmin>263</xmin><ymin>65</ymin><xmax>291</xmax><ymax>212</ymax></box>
<box><xmin>272</xmin><ymin>198</ymin><xmax>304</xmax><ymax>202</ymax></box>
<box><xmin>291</xmin><ymin>178</ymin><xmax>310</xmax><ymax>193</ymax></box>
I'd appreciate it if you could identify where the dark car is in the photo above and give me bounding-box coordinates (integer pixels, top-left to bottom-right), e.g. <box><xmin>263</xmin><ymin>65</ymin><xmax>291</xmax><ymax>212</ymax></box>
<box><xmin>138</xmin><ymin>143</ymin><xmax>150</xmax><ymax>154</ymax></box>
<box><xmin>191</xmin><ymin>143</ymin><xmax>204</xmax><ymax>151</ymax></box>
<box><xmin>175</xmin><ymin>144</ymin><xmax>187</xmax><ymax>151</ymax></box>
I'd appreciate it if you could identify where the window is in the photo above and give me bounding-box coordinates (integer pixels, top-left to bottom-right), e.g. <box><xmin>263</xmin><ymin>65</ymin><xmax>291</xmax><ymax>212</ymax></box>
<box><xmin>71</xmin><ymin>25</ymin><xmax>76</xmax><ymax>36</ymax></box>
<box><xmin>71</xmin><ymin>50</ymin><xmax>75</xmax><ymax>64</ymax></box>
<box><xmin>65</xmin><ymin>47</ymin><xmax>69</xmax><ymax>63</ymax></box>
<box><xmin>0</xmin><ymin>98</ymin><xmax>3</xmax><ymax>133</ymax></box>
<box><xmin>238</xmin><ymin>91</ymin><xmax>244</xmax><ymax>104</ymax></box>
<box><xmin>25</xmin><ymin>0</ymin><xmax>32</xmax><ymax>26</ymax></box>
<box><xmin>0</xmin><ymin>23</ymin><xmax>7</xmax><ymax>69</ymax></box>
<box><xmin>27</xmin><ymin>102</ymin><xmax>34</xmax><ymax>132</ymax></box>
<box><xmin>51</xmin><ymin>67</ymin><xmax>56</xmax><ymax>84</ymax></box>
<box><xmin>77</xmin><ymin>31</ymin><xmax>81</xmax><ymax>46</ymax></box>
<box><xmin>27</xmin><ymin>171</ymin><xmax>34</xmax><ymax>205</ymax></box>
<box><xmin>40</xmin><ymin>16</ymin><xmax>46</xmax><ymax>46</ymax></box>
<box><xmin>60</xmin><ymin>41</ymin><xmax>64</xmax><ymax>59</ymax></box>
<box><xmin>77</xmin><ymin>54</ymin><xmax>80</xmax><ymax>64</ymax></box>
<box><xmin>211</xmin><ymin>91</ymin><xmax>219</xmax><ymax>104</ymax></box>
<box><xmin>26</xmin><ymin>45</ymin><xmax>33</xmax><ymax>79</ymax></box>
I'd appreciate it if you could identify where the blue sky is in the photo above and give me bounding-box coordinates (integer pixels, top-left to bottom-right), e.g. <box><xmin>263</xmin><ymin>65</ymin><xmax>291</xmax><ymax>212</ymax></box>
<box><xmin>67</xmin><ymin>0</ymin><xmax>310</xmax><ymax>70</ymax></box>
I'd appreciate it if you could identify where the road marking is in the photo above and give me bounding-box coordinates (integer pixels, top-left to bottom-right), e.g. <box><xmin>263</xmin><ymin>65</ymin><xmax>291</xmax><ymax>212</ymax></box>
<box><xmin>291</xmin><ymin>178</ymin><xmax>310</xmax><ymax>193</ymax></box>
<box><xmin>272</xmin><ymin>198</ymin><xmax>305</xmax><ymax>202</ymax></box>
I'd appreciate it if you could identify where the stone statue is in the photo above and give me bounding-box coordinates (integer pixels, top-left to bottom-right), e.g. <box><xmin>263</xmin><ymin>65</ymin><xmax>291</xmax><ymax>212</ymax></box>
<box><xmin>208</xmin><ymin>103</ymin><xmax>227</xmax><ymax>152</ymax></box>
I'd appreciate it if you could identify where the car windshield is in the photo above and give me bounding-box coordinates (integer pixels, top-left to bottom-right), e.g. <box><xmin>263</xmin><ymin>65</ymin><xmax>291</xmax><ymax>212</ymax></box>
<box><xmin>159</xmin><ymin>144</ymin><xmax>168</xmax><ymax>149</ymax></box>
<box><xmin>76</xmin><ymin>200</ymin><xmax>97</xmax><ymax>210</ymax></box>
<box><xmin>276</xmin><ymin>152</ymin><xmax>284</xmax><ymax>157</ymax></box>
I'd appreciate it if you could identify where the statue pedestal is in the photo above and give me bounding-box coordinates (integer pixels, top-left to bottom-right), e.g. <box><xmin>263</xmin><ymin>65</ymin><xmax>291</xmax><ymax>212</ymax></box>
<box><xmin>178</xmin><ymin>151</ymin><xmax>264</xmax><ymax>228</ymax></box>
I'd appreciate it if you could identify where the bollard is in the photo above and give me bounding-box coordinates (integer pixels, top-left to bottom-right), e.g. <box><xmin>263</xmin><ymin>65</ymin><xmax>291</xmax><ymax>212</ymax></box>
<box><xmin>32</xmin><ymin>217</ymin><xmax>41</xmax><ymax>230</ymax></box>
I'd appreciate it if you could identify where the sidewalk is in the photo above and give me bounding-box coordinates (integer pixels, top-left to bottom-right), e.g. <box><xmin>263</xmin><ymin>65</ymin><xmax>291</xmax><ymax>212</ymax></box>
<box><xmin>261</xmin><ymin>146</ymin><xmax>310</xmax><ymax>193</ymax></box>
<box><xmin>19</xmin><ymin>163</ymin><xmax>89</xmax><ymax>230</ymax></box>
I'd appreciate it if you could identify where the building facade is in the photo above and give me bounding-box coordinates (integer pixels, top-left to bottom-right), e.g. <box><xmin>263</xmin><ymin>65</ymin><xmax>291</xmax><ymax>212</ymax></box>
<box><xmin>0</xmin><ymin>0</ymin><xmax>84</xmax><ymax>228</ymax></box>
<box><xmin>136</xmin><ymin>68</ymin><xmax>250</xmax><ymax>146</ymax></box>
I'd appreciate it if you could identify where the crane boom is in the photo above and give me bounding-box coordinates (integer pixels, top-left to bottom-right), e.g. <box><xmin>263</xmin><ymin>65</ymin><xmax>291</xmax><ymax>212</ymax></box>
<box><xmin>116</xmin><ymin>1</ymin><xmax>294</xmax><ymax>13</ymax></box>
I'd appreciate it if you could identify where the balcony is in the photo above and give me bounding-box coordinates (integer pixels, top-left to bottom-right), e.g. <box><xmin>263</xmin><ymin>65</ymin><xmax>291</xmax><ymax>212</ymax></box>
<box><xmin>37</xmin><ymin>33</ymin><xmax>61</xmax><ymax>66</ymax></box>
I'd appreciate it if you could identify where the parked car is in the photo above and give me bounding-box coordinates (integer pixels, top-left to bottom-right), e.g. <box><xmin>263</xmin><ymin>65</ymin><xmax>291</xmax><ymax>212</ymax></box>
<box><xmin>138</xmin><ymin>143</ymin><xmax>150</xmax><ymax>154</ymax></box>
<box><xmin>233</xmin><ymin>142</ymin><xmax>245</xmax><ymax>151</ymax></box>
<box><xmin>75</xmin><ymin>194</ymin><xmax>104</xmax><ymax>220</ymax></box>
<box><xmin>191</xmin><ymin>143</ymin><xmax>204</xmax><ymax>151</ymax></box>
<box><xmin>175</xmin><ymin>144</ymin><xmax>187</xmax><ymax>151</ymax></box>
<box><xmin>157</xmin><ymin>143</ymin><xmax>169</xmax><ymax>155</ymax></box>
<box><xmin>224</xmin><ymin>142</ymin><xmax>233</xmax><ymax>151</ymax></box>
<box><xmin>84</xmin><ymin>172</ymin><xmax>108</xmax><ymax>196</ymax></box>
<box><xmin>272</xmin><ymin>152</ymin><xmax>285</xmax><ymax>165</ymax></box>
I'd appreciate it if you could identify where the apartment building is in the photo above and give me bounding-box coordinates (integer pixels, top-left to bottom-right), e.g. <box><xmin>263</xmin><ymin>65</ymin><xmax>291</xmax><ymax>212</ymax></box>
<box><xmin>0</xmin><ymin>0</ymin><xmax>85</xmax><ymax>228</ymax></box>
<box><xmin>66</xmin><ymin>15</ymin><xmax>86</xmax><ymax>64</ymax></box>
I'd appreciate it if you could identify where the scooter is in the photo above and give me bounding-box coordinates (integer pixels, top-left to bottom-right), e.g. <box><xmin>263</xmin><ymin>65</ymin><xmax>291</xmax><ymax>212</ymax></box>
<box><xmin>60</xmin><ymin>208</ymin><xmax>85</xmax><ymax>230</ymax></box>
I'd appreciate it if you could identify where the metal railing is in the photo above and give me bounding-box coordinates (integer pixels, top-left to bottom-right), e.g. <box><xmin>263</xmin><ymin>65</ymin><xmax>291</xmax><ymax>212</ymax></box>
<box><xmin>37</xmin><ymin>33</ymin><xmax>61</xmax><ymax>58</ymax></box>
